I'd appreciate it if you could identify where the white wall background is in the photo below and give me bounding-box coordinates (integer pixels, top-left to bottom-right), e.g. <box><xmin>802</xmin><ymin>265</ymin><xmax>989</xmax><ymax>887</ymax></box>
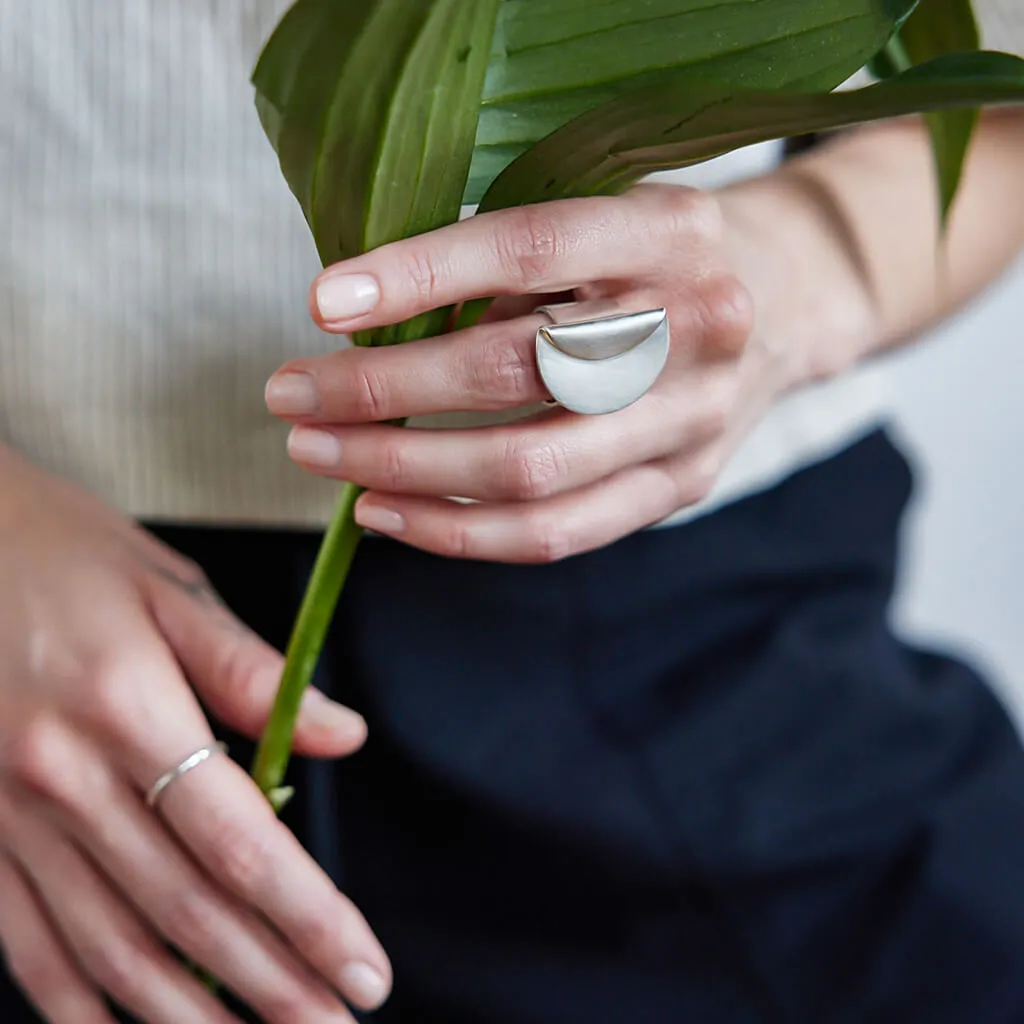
<box><xmin>888</xmin><ymin>255</ymin><xmax>1024</xmax><ymax>725</ymax></box>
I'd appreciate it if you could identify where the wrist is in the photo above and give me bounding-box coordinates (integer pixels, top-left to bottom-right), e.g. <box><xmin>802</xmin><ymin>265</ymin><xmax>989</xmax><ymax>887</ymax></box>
<box><xmin>716</xmin><ymin>165</ymin><xmax>882</xmax><ymax>392</ymax></box>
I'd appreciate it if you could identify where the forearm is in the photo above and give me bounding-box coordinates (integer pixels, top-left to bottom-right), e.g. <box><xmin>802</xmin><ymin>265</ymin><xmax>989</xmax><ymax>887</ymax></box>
<box><xmin>0</xmin><ymin>441</ymin><xmax>26</xmax><ymax>490</ymax></box>
<box><xmin>719</xmin><ymin>109</ymin><xmax>1024</xmax><ymax>386</ymax></box>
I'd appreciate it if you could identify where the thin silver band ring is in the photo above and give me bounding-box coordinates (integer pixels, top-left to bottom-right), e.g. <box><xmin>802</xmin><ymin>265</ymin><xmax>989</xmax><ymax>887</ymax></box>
<box><xmin>145</xmin><ymin>741</ymin><xmax>229</xmax><ymax>810</ymax></box>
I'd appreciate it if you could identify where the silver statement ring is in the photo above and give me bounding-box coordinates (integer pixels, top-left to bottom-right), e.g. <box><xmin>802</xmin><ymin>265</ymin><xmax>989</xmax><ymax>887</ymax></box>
<box><xmin>535</xmin><ymin>302</ymin><xmax>670</xmax><ymax>416</ymax></box>
<box><xmin>145</xmin><ymin>741</ymin><xmax>229</xmax><ymax>810</ymax></box>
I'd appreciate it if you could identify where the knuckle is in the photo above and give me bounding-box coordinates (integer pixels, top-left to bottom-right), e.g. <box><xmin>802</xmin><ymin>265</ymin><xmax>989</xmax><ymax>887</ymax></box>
<box><xmin>80</xmin><ymin>938</ymin><xmax>145</xmax><ymax>1001</ymax></box>
<box><xmin>168</xmin><ymin>554</ymin><xmax>211</xmax><ymax>592</ymax></box>
<box><xmin>353</xmin><ymin>365</ymin><xmax>391</xmax><ymax>422</ymax></box>
<box><xmin>147</xmin><ymin>549</ymin><xmax>219</xmax><ymax>602</ymax></box>
<box><xmin>378</xmin><ymin>435</ymin><xmax>410</xmax><ymax>492</ymax></box>
<box><xmin>501</xmin><ymin>438</ymin><xmax>567</xmax><ymax>501</ymax></box>
<box><xmin>436</xmin><ymin>519</ymin><xmax>472</xmax><ymax>560</ymax></box>
<box><xmin>523</xmin><ymin>514</ymin><xmax>573</xmax><ymax>564</ymax></box>
<box><xmin>405</xmin><ymin>246</ymin><xmax>445</xmax><ymax>306</ymax></box>
<box><xmin>677</xmin><ymin>456</ymin><xmax>720</xmax><ymax>507</ymax></box>
<box><xmin>698</xmin><ymin>276</ymin><xmax>754</xmax><ymax>353</ymax></box>
<box><xmin>290</xmin><ymin>909</ymin><xmax>337</xmax><ymax>965</ymax></box>
<box><xmin>209</xmin><ymin>820</ymin><xmax>275</xmax><ymax>896</ymax></box>
<box><xmin>84</xmin><ymin>656</ymin><xmax>148</xmax><ymax>745</ymax></box>
<box><xmin>6</xmin><ymin>718</ymin><xmax>65</xmax><ymax>797</ymax></box>
<box><xmin>495</xmin><ymin>206</ymin><xmax>561</xmax><ymax>290</ymax></box>
<box><xmin>693</xmin><ymin>377</ymin><xmax>737</xmax><ymax>440</ymax></box>
<box><xmin>161</xmin><ymin>890</ymin><xmax>224</xmax><ymax>954</ymax></box>
<box><xmin>696</xmin><ymin>401</ymin><xmax>729</xmax><ymax>442</ymax></box>
<box><xmin>212</xmin><ymin>637</ymin><xmax>277</xmax><ymax>722</ymax></box>
<box><xmin>469</xmin><ymin>333</ymin><xmax>537</xmax><ymax>405</ymax></box>
<box><xmin>685</xmin><ymin>472</ymin><xmax>716</xmax><ymax>507</ymax></box>
<box><xmin>663</xmin><ymin>187</ymin><xmax>725</xmax><ymax>248</ymax></box>
<box><xmin>217</xmin><ymin>642</ymin><xmax>259</xmax><ymax>705</ymax></box>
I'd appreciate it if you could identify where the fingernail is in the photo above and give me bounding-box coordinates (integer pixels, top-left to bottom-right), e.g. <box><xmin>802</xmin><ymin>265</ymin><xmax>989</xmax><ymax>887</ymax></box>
<box><xmin>340</xmin><ymin>961</ymin><xmax>390</xmax><ymax>1010</ymax></box>
<box><xmin>301</xmin><ymin>689</ymin><xmax>366</xmax><ymax>736</ymax></box>
<box><xmin>356</xmin><ymin>503</ymin><xmax>405</xmax><ymax>535</ymax></box>
<box><xmin>316</xmin><ymin>273</ymin><xmax>380</xmax><ymax>322</ymax></box>
<box><xmin>265</xmin><ymin>372</ymin><xmax>319</xmax><ymax>415</ymax></box>
<box><xmin>287</xmin><ymin>427</ymin><xmax>341</xmax><ymax>468</ymax></box>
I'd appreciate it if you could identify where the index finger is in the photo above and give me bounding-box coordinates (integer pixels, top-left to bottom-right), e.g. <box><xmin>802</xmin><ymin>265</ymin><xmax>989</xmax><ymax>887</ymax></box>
<box><xmin>309</xmin><ymin>186</ymin><xmax>710</xmax><ymax>333</ymax></box>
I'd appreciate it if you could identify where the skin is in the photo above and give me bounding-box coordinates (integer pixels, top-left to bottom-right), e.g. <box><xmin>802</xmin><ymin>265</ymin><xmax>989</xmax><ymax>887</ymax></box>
<box><xmin>0</xmin><ymin>111</ymin><xmax>1021</xmax><ymax>1023</ymax></box>
<box><xmin>270</xmin><ymin>112</ymin><xmax>1024</xmax><ymax>563</ymax></box>
<box><xmin>0</xmin><ymin>448</ymin><xmax>392</xmax><ymax>1023</ymax></box>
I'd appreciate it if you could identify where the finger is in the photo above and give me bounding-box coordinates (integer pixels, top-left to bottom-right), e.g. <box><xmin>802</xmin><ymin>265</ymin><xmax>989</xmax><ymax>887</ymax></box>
<box><xmin>147</xmin><ymin>575</ymin><xmax>367</xmax><ymax>758</ymax></box>
<box><xmin>267</xmin><ymin>314</ymin><xmax>548</xmax><ymax>424</ymax></box>
<box><xmin>350</xmin><ymin>448</ymin><xmax>718</xmax><ymax>563</ymax></box>
<box><xmin>271</xmin><ymin>274</ymin><xmax>749</xmax><ymax>427</ymax></box>
<box><xmin>475</xmin><ymin>291</ymin><xmax>567</xmax><ymax>324</ymax></box>
<box><xmin>158</xmin><ymin>756</ymin><xmax>391</xmax><ymax>1012</ymax></box>
<box><xmin>0</xmin><ymin>853</ymin><xmax>115</xmax><ymax>1024</ymax></box>
<box><xmin>285</xmin><ymin>389</ymin><xmax>714</xmax><ymax>503</ymax></box>
<box><xmin>307</xmin><ymin>186</ymin><xmax>715</xmax><ymax>332</ymax></box>
<box><xmin>1</xmin><ymin>791</ymin><xmax>242</xmax><ymax>1024</ymax></box>
<box><xmin>67</xmin><ymin>635</ymin><xmax>389</xmax><ymax>1011</ymax></box>
<box><xmin>9</xmin><ymin>719</ymin><xmax>371</xmax><ymax>1020</ymax></box>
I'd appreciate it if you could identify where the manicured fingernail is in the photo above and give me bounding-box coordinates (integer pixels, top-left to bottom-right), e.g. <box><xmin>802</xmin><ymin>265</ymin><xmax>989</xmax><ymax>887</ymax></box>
<box><xmin>287</xmin><ymin>427</ymin><xmax>341</xmax><ymax>467</ymax></box>
<box><xmin>356</xmin><ymin>503</ymin><xmax>405</xmax><ymax>535</ymax></box>
<box><xmin>316</xmin><ymin>273</ymin><xmax>380</xmax><ymax>322</ymax></box>
<box><xmin>300</xmin><ymin>688</ymin><xmax>366</xmax><ymax>736</ymax></box>
<box><xmin>340</xmin><ymin>961</ymin><xmax>389</xmax><ymax>1010</ymax></box>
<box><xmin>265</xmin><ymin>372</ymin><xmax>319</xmax><ymax>415</ymax></box>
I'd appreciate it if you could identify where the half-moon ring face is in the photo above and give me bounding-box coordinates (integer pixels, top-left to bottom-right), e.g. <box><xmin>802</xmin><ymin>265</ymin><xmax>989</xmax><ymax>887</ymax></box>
<box><xmin>535</xmin><ymin>306</ymin><xmax>670</xmax><ymax>415</ymax></box>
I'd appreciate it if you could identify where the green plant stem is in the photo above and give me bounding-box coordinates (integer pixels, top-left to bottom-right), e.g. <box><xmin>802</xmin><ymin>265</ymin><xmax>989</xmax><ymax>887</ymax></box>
<box><xmin>250</xmin><ymin>480</ymin><xmax>365</xmax><ymax>803</ymax></box>
<box><xmin>251</xmin><ymin>317</ymin><xmax>440</xmax><ymax>812</ymax></box>
<box><xmin>884</xmin><ymin>32</ymin><xmax>913</xmax><ymax>75</ymax></box>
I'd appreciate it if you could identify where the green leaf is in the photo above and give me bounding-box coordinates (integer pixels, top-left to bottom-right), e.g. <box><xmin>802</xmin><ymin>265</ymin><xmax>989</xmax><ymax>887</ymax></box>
<box><xmin>901</xmin><ymin>0</ymin><xmax>980</xmax><ymax>64</ymax></box>
<box><xmin>898</xmin><ymin>0</ymin><xmax>982</xmax><ymax>222</ymax></box>
<box><xmin>253</xmin><ymin>0</ymin><xmax>499</xmax><ymax>345</ymax></box>
<box><xmin>479</xmin><ymin>51</ymin><xmax>1024</xmax><ymax>210</ymax></box>
<box><xmin>255</xmin><ymin>0</ymin><xmax>920</xmax><ymax>248</ymax></box>
<box><xmin>466</xmin><ymin>0</ymin><xmax>919</xmax><ymax>203</ymax></box>
<box><xmin>253</xmin><ymin>0</ymin><xmax>499</xmax><ymax>268</ymax></box>
<box><xmin>252</xmin><ymin>1</ymin><xmax>373</xmax><ymax>226</ymax></box>
<box><xmin>867</xmin><ymin>30</ymin><xmax>913</xmax><ymax>80</ymax></box>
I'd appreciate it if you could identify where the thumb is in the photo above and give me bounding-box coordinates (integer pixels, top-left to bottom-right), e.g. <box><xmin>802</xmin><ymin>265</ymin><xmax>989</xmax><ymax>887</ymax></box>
<box><xmin>145</xmin><ymin>572</ymin><xmax>367</xmax><ymax>758</ymax></box>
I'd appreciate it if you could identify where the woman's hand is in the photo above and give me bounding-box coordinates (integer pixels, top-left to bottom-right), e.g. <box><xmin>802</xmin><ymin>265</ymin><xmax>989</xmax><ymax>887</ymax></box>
<box><xmin>266</xmin><ymin>182</ymin><xmax>878</xmax><ymax>562</ymax></box>
<box><xmin>0</xmin><ymin>450</ymin><xmax>391</xmax><ymax>1023</ymax></box>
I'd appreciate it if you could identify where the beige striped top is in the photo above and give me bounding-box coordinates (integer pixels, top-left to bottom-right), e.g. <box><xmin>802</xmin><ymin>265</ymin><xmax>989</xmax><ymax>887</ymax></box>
<box><xmin>0</xmin><ymin>1</ymin><xmax>1020</xmax><ymax>528</ymax></box>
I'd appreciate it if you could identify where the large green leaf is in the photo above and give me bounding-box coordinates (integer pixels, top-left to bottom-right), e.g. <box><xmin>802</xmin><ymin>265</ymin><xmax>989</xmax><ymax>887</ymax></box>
<box><xmin>901</xmin><ymin>0</ymin><xmax>979</xmax><ymax>58</ymax></box>
<box><xmin>253</xmin><ymin>0</ymin><xmax>499</xmax><ymax>266</ymax></box>
<box><xmin>479</xmin><ymin>51</ymin><xmax>1024</xmax><ymax>210</ymax></box>
<box><xmin>899</xmin><ymin>0</ymin><xmax>982</xmax><ymax>222</ymax></box>
<box><xmin>252</xmin><ymin>0</ymin><xmax>374</xmax><ymax>228</ymax></box>
<box><xmin>466</xmin><ymin>0</ymin><xmax>919</xmax><ymax>202</ymax></box>
<box><xmin>253</xmin><ymin>0</ymin><xmax>500</xmax><ymax>344</ymax></box>
<box><xmin>254</xmin><ymin>0</ymin><xmax>918</xmax><ymax>253</ymax></box>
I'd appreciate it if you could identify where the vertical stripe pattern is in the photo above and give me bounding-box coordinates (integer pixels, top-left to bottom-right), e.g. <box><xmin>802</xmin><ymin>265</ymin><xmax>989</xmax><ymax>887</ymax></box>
<box><xmin>0</xmin><ymin>2</ymin><xmax>1019</xmax><ymax>527</ymax></box>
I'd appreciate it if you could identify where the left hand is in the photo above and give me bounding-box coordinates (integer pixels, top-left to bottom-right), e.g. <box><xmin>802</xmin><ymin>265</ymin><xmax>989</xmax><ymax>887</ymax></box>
<box><xmin>265</xmin><ymin>183</ymin><xmax>873</xmax><ymax>562</ymax></box>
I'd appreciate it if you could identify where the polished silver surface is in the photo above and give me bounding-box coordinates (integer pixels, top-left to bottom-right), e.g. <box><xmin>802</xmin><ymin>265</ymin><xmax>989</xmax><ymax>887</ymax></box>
<box><xmin>535</xmin><ymin>303</ymin><xmax>670</xmax><ymax>415</ymax></box>
<box><xmin>145</xmin><ymin>741</ymin><xmax>229</xmax><ymax>810</ymax></box>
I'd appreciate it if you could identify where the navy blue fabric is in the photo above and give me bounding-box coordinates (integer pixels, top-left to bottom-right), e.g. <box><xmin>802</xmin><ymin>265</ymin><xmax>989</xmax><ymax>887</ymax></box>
<box><xmin>4</xmin><ymin>429</ymin><xmax>1024</xmax><ymax>1023</ymax></box>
